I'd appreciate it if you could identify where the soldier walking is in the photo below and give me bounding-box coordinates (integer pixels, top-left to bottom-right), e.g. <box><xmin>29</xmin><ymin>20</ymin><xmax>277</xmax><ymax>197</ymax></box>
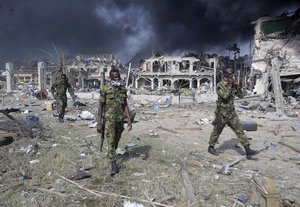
<box><xmin>97</xmin><ymin>68</ymin><xmax>132</xmax><ymax>176</ymax></box>
<box><xmin>208</xmin><ymin>68</ymin><xmax>257</xmax><ymax>159</ymax></box>
<box><xmin>51</xmin><ymin>74</ymin><xmax>76</xmax><ymax>123</ymax></box>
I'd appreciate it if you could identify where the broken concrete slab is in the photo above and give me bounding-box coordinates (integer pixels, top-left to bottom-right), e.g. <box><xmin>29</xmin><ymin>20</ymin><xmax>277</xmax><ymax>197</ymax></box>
<box><xmin>81</xmin><ymin>155</ymin><xmax>95</xmax><ymax>170</ymax></box>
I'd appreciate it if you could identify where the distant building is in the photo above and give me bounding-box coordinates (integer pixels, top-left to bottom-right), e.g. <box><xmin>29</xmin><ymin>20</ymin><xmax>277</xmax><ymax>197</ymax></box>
<box><xmin>133</xmin><ymin>55</ymin><xmax>217</xmax><ymax>91</ymax></box>
<box><xmin>66</xmin><ymin>54</ymin><xmax>123</xmax><ymax>89</ymax></box>
<box><xmin>14</xmin><ymin>67</ymin><xmax>37</xmax><ymax>83</ymax></box>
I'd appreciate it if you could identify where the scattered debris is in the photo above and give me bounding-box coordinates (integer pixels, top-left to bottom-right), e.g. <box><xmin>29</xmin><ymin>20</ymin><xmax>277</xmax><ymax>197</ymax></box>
<box><xmin>158</xmin><ymin>126</ymin><xmax>178</xmax><ymax>134</ymax></box>
<box><xmin>81</xmin><ymin>155</ymin><xmax>95</xmax><ymax>170</ymax></box>
<box><xmin>123</xmin><ymin>200</ymin><xmax>145</xmax><ymax>207</ymax></box>
<box><xmin>116</xmin><ymin>148</ymin><xmax>127</xmax><ymax>155</ymax></box>
<box><xmin>67</xmin><ymin>169</ymin><xmax>91</xmax><ymax>181</ymax></box>
<box><xmin>29</xmin><ymin>159</ymin><xmax>40</xmax><ymax>164</ymax></box>
<box><xmin>80</xmin><ymin>111</ymin><xmax>95</xmax><ymax>120</ymax></box>
<box><xmin>237</xmin><ymin>194</ymin><xmax>249</xmax><ymax>204</ymax></box>
<box><xmin>218</xmin><ymin>156</ymin><xmax>246</xmax><ymax>175</ymax></box>
<box><xmin>88</xmin><ymin>122</ymin><xmax>98</xmax><ymax>128</ymax></box>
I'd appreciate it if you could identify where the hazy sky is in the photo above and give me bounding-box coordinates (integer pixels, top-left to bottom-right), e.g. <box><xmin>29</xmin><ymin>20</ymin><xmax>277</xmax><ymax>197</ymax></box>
<box><xmin>0</xmin><ymin>0</ymin><xmax>299</xmax><ymax>66</ymax></box>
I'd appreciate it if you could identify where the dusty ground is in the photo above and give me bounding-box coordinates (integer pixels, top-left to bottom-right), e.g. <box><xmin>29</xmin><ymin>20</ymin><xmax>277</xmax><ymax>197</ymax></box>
<box><xmin>0</xmin><ymin>94</ymin><xmax>300</xmax><ymax>207</ymax></box>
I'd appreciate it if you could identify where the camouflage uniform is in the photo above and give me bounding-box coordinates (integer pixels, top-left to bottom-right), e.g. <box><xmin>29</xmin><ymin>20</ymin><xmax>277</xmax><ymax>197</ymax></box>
<box><xmin>51</xmin><ymin>79</ymin><xmax>75</xmax><ymax>119</ymax></box>
<box><xmin>209</xmin><ymin>80</ymin><xmax>250</xmax><ymax>147</ymax></box>
<box><xmin>99</xmin><ymin>82</ymin><xmax>127</xmax><ymax>161</ymax></box>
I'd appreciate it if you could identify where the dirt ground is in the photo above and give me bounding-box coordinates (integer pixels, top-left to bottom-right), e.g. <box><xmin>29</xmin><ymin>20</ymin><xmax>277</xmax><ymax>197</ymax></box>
<box><xmin>0</xmin><ymin>94</ymin><xmax>300</xmax><ymax>207</ymax></box>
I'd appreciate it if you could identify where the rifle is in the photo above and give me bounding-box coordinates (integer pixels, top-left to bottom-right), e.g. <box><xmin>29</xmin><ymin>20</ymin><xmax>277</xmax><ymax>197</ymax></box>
<box><xmin>100</xmin><ymin>115</ymin><xmax>105</xmax><ymax>152</ymax></box>
<box><xmin>216</xmin><ymin>100</ymin><xmax>222</xmax><ymax>137</ymax></box>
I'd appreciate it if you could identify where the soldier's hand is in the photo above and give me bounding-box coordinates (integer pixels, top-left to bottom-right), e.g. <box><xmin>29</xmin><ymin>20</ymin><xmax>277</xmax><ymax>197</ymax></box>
<box><xmin>97</xmin><ymin>122</ymin><xmax>103</xmax><ymax>133</ymax></box>
<box><xmin>232</xmin><ymin>79</ymin><xmax>238</xmax><ymax>87</ymax></box>
<box><xmin>127</xmin><ymin>122</ymin><xmax>132</xmax><ymax>132</ymax></box>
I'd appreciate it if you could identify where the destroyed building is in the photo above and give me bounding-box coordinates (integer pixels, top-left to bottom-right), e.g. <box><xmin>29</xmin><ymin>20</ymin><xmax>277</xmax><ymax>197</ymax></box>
<box><xmin>250</xmin><ymin>9</ymin><xmax>300</xmax><ymax>98</ymax></box>
<box><xmin>65</xmin><ymin>54</ymin><xmax>123</xmax><ymax>89</ymax></box>
<box><xmin>132</xmin><ymin>53</ymin><xmax>251</xmax><ymax>93</ymax></box>
<box><xmin>0</xmin><ymin>54</ymin><xmax>124</xmax><ymax>93</ymax></box>
<box><xmin>133</xmin><ymin>55</ymin><xmax>218</xmax><ymax>91</ymax></box>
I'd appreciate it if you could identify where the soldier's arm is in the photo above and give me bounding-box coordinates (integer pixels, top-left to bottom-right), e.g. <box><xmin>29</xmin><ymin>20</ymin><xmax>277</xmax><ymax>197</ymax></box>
<box><xmin>67</xmin><ymin>83</ymin><xmax>76</xmax><ymax>99</ymax></box>
<box><xmin>217</xmin><ymin>83</ymin><xmax>231</xmax><ymax>100</ymax></box>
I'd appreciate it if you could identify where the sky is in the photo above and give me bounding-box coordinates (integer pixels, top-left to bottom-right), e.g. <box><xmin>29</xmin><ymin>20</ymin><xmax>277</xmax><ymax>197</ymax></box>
<box><xmin>0</xmin><ymin>0</ymin><xmax>299</xmax><ymax>67</ymax></box>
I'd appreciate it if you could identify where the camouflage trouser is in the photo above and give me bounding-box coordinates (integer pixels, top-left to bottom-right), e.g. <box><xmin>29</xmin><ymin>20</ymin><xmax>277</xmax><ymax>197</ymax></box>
<box><xmin>209</xmin><ymin>114</ymin><xmax>250</xmax><ymax>147</ymax></box>
<box><xmin>105</xmin><ymin>120</ymin><xmax>124</xmax><ymax>161</ymax></box>
<box><xmin>56</xmin><ymin>96</ymin><xmax>67</xmax><ymax>118</ymax></box>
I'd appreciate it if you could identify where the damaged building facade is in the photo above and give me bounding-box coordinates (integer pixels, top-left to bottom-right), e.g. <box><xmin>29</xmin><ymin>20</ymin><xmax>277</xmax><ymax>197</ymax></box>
<box><xmin>250</xmin><ymin>10</ymin><xmax>300</xmax><ymax>98</ymax></box>
<box><xmin>133</xmin><ymin>55</ymin><xmax>218</xmax><ymax>91</ymax></box>
<box><xmin>65</xmin><ymin>54</ymin><xmax>122</xmax><ymax>89</ymax></box>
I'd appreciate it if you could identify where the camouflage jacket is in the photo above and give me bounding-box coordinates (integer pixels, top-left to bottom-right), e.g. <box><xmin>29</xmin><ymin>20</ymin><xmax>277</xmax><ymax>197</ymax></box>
<box><xmin>99</xmin><ymin>83</ymin><xmax>127</xmax><ymax>121</ymax></box>
<box><xmin>216</xmin><ymin>80</ymin><xmax>245</xmax><ymax>118</ymax></box>
<box><xmin>51</xmin><ymin>80</ymin><xmax>75</xmax><ymax>99</ymax></box>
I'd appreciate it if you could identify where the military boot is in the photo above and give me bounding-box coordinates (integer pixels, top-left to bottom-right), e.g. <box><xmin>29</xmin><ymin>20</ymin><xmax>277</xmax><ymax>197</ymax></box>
<box><xmin>208</xmin><ymin>145</ymin><xmax>219</xmax><ymax>156</ymax></box>
<box><xmin>244</xmin><ymin>146</ymin><xmax>257</xmax><ymax>159</ymax></box>
<box><xmin>58</xmin><ymin>114</ymin><xmax>64</xmax><ymax>123</ymax></box>
<box><xmin>110</xmin><ymin>161</ymin><xmax>119</xmax><ymax>176</ymax></box>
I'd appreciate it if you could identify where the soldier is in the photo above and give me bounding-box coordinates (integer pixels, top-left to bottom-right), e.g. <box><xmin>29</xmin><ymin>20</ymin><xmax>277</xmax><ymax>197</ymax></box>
<box><xmin>208</xmin><ymin>68</ymin><xmax>257</xmax><ymax>159</ymax></box>
<box><xmin>51</xmin><ymin>74</ymin><xmax>76</xmax><ymax>123</ymax></box>
<box><xmin>97</xmin><ymin>68</ymin><xmax>132</xmax><ymax>176</ymax></box>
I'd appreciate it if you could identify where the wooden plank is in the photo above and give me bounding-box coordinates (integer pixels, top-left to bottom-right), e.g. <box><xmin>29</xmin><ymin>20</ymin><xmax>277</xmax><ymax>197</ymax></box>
<box><xmin>174</xmin><ymin>127</ymin><xmax>202</xmax><ymax>131</ymax></box>
<box><xmin>158</xmin><ymin>126</ymin><xmax>178</xmax><ymax>134</ymax></box>
<box><xmin>278</xmin><ymin>141</ymin><xmax>300</xmax><ymax>153</ymax></box>
<box><xmin>180</xmin><ymin>160</ymin><xmax>200</xmax><ymax>207</ymax></box>
<box><xmin>0</xmin><ymin>132</ymin><xmax>18</xmax><ymax>138</ymax></box>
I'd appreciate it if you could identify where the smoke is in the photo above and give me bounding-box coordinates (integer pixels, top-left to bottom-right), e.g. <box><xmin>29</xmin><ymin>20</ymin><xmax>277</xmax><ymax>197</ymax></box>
<box><xmin>96</xmin><ymin>2</ymin><xmax>154</xmax><ymax>62</ymax></box>
<box><xmin>0</xmin><ymin>0</ymin><xmax>299</xmax><ymax>66</ymax></box>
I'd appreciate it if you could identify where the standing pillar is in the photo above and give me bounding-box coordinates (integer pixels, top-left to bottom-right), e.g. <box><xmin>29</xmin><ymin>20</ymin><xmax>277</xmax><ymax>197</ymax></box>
<box><xmin>151</xmin><ymin>78</ymin><xmax>154</xmax><ymax>90</ymax></box>
<box><xmin>49</xmin><ymin>74</ymin><xmax>53</xmax><ymax>88</ymax></box>
<box><xmin>189</xmin><ymin>60</ymin><xmax>193</xmax><ymax>73</ymax></box>
<box><xmin>213</xmin><ymin>59</ymin><xmax>217</xmax><ymax>94</ymax></box>
<box><xmin>197</xmin><ymin>79</ymin><xmax>200</xmax><ymax>89</ymax></box>
<box><xmin>135</xmin><ymin>78</ymin><xmax>139</xmax><ymax>89</ymax></box>
<box><xmin>100</xmin><ymin>72</ymin><xmax>105</xmax><ymax>89</ymax></box>
<box><xmin>158</xmin><ymin>79</ymin><xmax>162</xmax><ymax>89</ymax></box>
<box><xmin>6</xmin><ymin>62</ymin><xmax>14</xmax><ymax>92</ymax></box>
<box><xmin>271</xmin><ymin>56</ymin><xmax>284</xmax><ymax>115</ymax></box>
<box><xmin>189</xmin><ymin>79</ymin><xmax>193</xmax><ymax>89</ymax></box>
<box><xmin>38</xmin><ymin>61</ymin><xmax>46</xmax><ymax>90</ymax></box>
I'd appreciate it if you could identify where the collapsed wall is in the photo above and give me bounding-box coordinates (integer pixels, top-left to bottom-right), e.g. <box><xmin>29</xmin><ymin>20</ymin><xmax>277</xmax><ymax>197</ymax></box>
<box><xmin>251</xmin><ymin>11</ymin><xmax>300</xmax><ymax>97</ymax></box>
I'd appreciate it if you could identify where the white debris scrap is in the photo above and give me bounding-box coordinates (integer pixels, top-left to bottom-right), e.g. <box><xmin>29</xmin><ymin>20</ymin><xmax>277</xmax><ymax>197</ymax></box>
<box><xmin>123</xmin><ymin>199</ymin><xmax>144</xmax><ymax>207</ymax></box>
<box><xmin>80</xmin><ymin>111</ymin><xmax>95</xmax><ymax>120</ymax></box>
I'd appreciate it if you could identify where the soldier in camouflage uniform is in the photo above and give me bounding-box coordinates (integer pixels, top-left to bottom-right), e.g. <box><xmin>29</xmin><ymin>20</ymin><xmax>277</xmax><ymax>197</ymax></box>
<box><xmin>208</xmin><ymin>68</ymin><xmax>257</xmax><ymax>159</ymax></box>
<box><xmin>51</xmin><ymin>74</ymin><xmax>76</xmax><ymax>123</ymax></box>
<box><xmin>97</xmin><ymin>68</ymin><xmax>132</xmax><ymax>175</ymax></box>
